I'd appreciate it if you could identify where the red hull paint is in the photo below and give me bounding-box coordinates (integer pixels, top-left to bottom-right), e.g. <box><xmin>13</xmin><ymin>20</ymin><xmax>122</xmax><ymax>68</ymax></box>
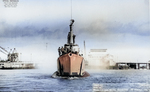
<box><xmin>58</xmin><ymin>53</ymin><xmax>84</xmax><ymax>76</ymax></box>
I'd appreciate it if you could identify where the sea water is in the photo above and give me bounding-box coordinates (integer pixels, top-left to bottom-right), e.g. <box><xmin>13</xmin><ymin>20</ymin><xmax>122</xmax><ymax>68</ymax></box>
<box><xmin>0</xmin><ymin>69</ymin><xmax>150</xmax><ymax>92</ymax></box>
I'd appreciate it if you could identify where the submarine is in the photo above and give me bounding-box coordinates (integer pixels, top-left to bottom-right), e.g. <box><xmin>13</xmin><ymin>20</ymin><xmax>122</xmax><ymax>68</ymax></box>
<box><xmin>52</xmin><ymin>19</ymin><xmax>89</xmax><ymax>78</ymax></box>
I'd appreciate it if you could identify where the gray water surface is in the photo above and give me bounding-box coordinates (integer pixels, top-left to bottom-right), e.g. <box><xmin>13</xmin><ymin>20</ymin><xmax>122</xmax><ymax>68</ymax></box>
<box><xmin>0</xmin><ymin>69</ymin><xmax>150</xmax><ymax>92</ymax></box>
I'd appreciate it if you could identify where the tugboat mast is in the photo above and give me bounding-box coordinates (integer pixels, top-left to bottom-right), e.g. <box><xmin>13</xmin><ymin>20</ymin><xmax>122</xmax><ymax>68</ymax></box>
<box><xmin>69</xmin><ymin>19</ymin><xmax>74</xmax><ymax>44</ymax></box>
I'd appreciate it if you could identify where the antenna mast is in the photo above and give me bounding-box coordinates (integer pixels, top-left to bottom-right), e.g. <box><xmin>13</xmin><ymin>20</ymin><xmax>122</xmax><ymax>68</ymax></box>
<box><xmin>71</xmin><ymin>0</ymin><xmax>72</xmax><ymax>19</ymax></box>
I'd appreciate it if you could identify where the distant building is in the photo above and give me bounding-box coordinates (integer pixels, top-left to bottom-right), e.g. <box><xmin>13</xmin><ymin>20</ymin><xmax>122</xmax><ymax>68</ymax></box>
<box><xmin>87</xmin><ymin>49</ymin><xmax>115</xmax><ymax>69</ymax></box>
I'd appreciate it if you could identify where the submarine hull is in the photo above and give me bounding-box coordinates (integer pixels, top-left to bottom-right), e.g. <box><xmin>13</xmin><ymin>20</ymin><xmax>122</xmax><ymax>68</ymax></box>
<box><xmin>57</xmin><ymin>53</ymin><xmax>85</xmax><ymax>77</ymax></box>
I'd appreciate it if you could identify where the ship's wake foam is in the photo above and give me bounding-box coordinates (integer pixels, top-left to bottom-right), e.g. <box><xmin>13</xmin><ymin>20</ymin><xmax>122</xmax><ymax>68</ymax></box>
<box><xmin>51</xmin><ymin>71</ymin><xmax>90</xmax><ymax>79</ymax></box>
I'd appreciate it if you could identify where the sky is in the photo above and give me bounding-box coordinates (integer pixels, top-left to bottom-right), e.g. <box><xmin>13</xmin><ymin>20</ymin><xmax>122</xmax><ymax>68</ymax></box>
<box><xmin>0</xmin><ymin>0</ymin><xmax>149</xmax><ymax>69</ymax></box>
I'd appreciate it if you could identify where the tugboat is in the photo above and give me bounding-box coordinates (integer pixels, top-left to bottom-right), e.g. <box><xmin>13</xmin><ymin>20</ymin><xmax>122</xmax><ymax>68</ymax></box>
<box><xmin>52</xmin><ymin>19</ymin><xmax>89</xmax><ymax>78</ymax></box>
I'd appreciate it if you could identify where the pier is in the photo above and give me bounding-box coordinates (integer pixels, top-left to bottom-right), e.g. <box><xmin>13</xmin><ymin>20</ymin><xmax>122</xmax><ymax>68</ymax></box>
<box><xmin>116</xmin><ymin>62</ymin><xmax>150</xmax><ymax>69</ymax></box>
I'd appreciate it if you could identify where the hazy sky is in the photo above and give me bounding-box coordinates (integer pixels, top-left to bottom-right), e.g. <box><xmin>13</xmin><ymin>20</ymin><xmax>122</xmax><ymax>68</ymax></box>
<box><xmin>0</xmin><ymin>0</ymin><xmax>149</xmax><ymax>66</ymax></box>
